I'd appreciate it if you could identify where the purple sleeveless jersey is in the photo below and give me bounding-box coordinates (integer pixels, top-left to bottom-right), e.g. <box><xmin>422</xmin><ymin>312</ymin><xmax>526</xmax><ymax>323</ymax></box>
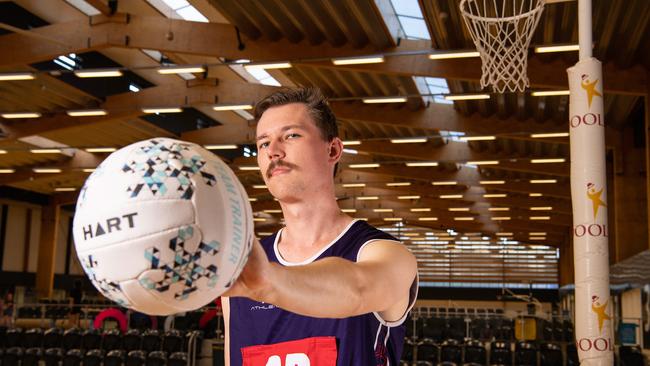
<box><xmin>228</xmin><ymin>220</ymin><xmax>418</xmax><ymax>366</ymax></box>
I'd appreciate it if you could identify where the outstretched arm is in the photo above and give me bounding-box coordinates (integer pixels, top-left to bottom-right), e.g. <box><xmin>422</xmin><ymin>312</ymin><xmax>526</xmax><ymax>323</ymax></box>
<box><xmin>224</xmin><ymin>239</ymin><xmax>417</xmax><ymax>320</ymax></box>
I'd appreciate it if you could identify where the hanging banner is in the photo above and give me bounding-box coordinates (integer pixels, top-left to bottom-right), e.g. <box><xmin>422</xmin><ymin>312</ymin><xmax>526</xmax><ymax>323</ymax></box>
<box><xmin>568</xmin><ymin>57</ymin><xmax>613</xmax><ymax>365</ymax></box>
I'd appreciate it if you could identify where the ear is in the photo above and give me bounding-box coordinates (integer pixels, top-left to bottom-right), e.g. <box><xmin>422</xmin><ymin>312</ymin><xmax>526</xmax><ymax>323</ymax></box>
<box><xmin>328</xmin><ymin>137</ymin><xmax>344</xmax><ymax>164</ymax></box>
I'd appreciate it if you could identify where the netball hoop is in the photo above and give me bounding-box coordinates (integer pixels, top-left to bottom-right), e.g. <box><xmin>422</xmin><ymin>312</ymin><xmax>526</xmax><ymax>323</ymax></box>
<box><xmin>459</xmin><ymin>0</ymin><xmax>545</xmax><ymax>93</ymax></box>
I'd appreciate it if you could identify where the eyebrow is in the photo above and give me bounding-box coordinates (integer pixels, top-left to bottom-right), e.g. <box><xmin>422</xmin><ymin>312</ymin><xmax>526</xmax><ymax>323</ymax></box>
<box><xmin>256</xmin><ymin>124</ymin><xmax>305</xmax><ymax>141</ymax></box>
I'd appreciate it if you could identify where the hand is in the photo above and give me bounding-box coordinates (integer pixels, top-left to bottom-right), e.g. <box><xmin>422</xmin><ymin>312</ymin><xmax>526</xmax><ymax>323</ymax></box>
<box><xmin>223</xmin><ymin>237</ymin><xmax>274</xmax><ymax>301</ymax></box>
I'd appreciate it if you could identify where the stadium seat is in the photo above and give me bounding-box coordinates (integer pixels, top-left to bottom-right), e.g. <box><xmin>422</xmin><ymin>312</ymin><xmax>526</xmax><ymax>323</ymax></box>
<box><xmin>123</xmin><ymin>329</ymin><xmax>142</xmax><ymax>352</ymax></box>
<box><xmin>439</xmin><ymin>339</ymin><xmax>462</xmax><ymax>366</ymax></box>
<box><xmin>62</xmin><ymin>349</ymin><xmax>83</xmax><ymax>366</ymax></box>
<box><xmin>402</xmin><ymin>338</ymin><xmax>415</xmax><ymax>365</ymax></box>
<box><xmin>514</xmin><ymin>341</ymin><xmax>537</xmax><ymax>366</ymax></box>
<box><xmin>169</xmin><ymin>352</ymin><xmax>188</xmax><ymax>366</ymax></box>
<box><xmin>163</xmin><ymin>329</ymin><xmax>184</xmax><ymax>353</ymax></box>
<box><xmin>147</xmin><ymin>350</ymin><xmax>168</xmax><ymax>366</ymax></box>
<box><xmin>142</xmin><ymin>329</ymin><xmax>162</xmax><ymax>353</ymax></box>
<box><xmin>103</xmin><ymin>328</ymin><xmax>123</xmax><ymax>351</ymax></box>
<box><xmin>620</xmin><ymin>345</ymin><xmax>644</xmax><ymax>366</ymax></box>
<box><xmin>24</xmin><ymin>328</ymin><xmax>43</xmax><ymax>348</ymax></box>
<box><xmin>63</xmin><ymin>328</ymin><xmax>83</xmax><ymax>350</ymax></box>
<box><xmin>81</xmin><ymin>329</ymin><xmax>102</xmax><ymax>350</ymax></box>
<box><xmin>44</xmin><ymin>347</ymin><xmax>64</xmax><ymax>366</ymax></box>
<box><xmin>417</xmin><ymin>340</ymin><xmax>439</xmax><ymax>364</ymax></box>
<box><xmin>126</xmin><ymin>350</ymin><xmax>147</xmax><ymax>366</ymax></box>
<box><xmin>489</xmin><ymin>341</ymin><xmax>512</xmax><ymax>366</ymax></box>
<box><xmin>566</xmin><ymin>344</ymin><xmax>579</xmax><ymax>366</ymax></box>
<box><xmin>23</xmin><ymin>347</ymin><xmax>43</xmax><ymax>366</ymax></box>
<box><xmin>6</xmin><ymin>328</ymin><xmax>23</xmax><ymax>347</ymax></box>
<box><xmin>539</xmin><ymin>343</ymin><xmax>562</xmax><ymax>366</ymax></box>
<box><xmin>3</xmin><ymin>347</ymin><xmax>23</xmax><ymax>365</ymax></box>
<box><xmin>84</xmin><ymin>349</ymin><xmax>104</xmax><ymax>366</ymax></box>
<box><xmin>106</xmin><ymin>349</ymin><xmax>127</xmax><ymax>366</ymax></box>
<box><xmin>423</xmin><ymin>317</ymin><xmax>445</xmax><ymax>342</ymax></box>
<box><xmin>43</xmin><ymin>328</ymin><xmax>63</xmax><ymax>348</ymax></box>
<box><xmin>463</xmin><ymin>339</ymin><xmax>486</xmax><ymax>366</ymax></box>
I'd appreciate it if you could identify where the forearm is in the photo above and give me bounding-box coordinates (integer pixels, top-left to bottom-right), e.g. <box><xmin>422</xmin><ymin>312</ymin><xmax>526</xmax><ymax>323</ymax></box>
<box><xmin>259</xmin><ymin>257</ymin><xmax>378</xmax><ymax>319</ymax></box>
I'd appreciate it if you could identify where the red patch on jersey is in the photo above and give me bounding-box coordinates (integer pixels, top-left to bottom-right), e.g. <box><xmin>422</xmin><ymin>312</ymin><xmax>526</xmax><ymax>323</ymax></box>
<box><xmin>241</xmin><ymin>336</ymin><xmax>337</xmax><ymax>366</ymax></box>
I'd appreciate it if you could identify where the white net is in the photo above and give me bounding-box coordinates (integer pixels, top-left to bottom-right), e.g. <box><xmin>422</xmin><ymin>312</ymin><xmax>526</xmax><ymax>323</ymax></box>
<box><xmin>460</xmin><ymin>0</ymin><xmax>545</xmax><ymax>93</ymax></box>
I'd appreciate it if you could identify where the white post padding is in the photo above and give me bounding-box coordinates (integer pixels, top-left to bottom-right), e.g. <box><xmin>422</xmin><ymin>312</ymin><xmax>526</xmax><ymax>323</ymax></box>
<box><xmin>568</xmin><ymin>57</ymin><xmax>613</xmax><ymax>366</ymax></box>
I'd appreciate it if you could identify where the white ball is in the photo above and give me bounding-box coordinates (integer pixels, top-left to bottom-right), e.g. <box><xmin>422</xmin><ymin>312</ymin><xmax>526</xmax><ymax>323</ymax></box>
<box><xmin>73</xmin><ymin>138</ymin><xmax>253</xmax><ymax>315</ymax></box>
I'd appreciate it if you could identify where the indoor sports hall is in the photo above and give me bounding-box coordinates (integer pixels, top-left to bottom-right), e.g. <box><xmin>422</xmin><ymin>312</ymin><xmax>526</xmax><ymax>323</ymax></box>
<box><xmin>0</xmin><ymin>0</ymin><xmax>648</xmax><ymax>365</ymax></box>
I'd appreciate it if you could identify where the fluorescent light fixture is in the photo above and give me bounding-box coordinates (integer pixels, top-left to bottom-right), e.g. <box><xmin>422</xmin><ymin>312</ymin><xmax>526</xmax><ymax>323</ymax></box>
<box><xmin>530</xmin><ymin>207</ymin><xmax>553</xmax><ymax>211</ymax></box>
<box><xmin>142</xmin><ymin>107</ymin><xmax>183</xmax><ymax>113</ymax></box>
<box><xmin>390</xmin><ymin>138</ymin><xmax>427</xmax><ymax>144</ymax></box>
<box><xmin>74</xmin><ymin>69</ymin><xmax>123</xmax><ymax>78</ymax></box>
<box><xmin>534</xmin><ymin>44</ymin><xmax>580</xmax><ymax>53</ymax></box>
<box><xmin>488</xmin><ymin>207</ymin><xmax>510</xmax><ymax>211</ymax></box>
<box><xmin>0</xmin><ymin>72</ymin><xmax>35</xmax><ymax>81</ymax></box>
<box><xmin>248</xmin><ymin>197</ymin><xmax>258</xmax><ymax>202</ymax></box>
<box><xmin>444</xmin><ymin>94</ymin><xmax>490</xmax><ymax>101</ymax></box>
<box><xmin>530</xmin><ymin>179</ymin><xmax>557</xmax><ymax>184</ymax></box>
<box><xmin>406</xmin><ymin>161</ymin><xmax>438</xmax><ymax>167</ymax></box>
<box><xmin>530</xmin><ymin>216</ymin><xmax>551</xmax><ymax>220</ymax></box>
<box><xmin>480</xmin><ymin>180</ymin><xmax>505</xmax><ymax>185</ymax></box>
<box><xmin>530</xmin><ymin>232</ymin><xmax>547</xmax><ymax>236</ymax></box>
<box><xmin>342</xmin><ymin>183</ymin><xmax>366</xmax><ymax>188</ymax></box>
<box><xmin>531</xmin><ymin>90</ymin><xmax>570</xmax><ymax>96</ymax></box>
<box><xmin>332</xmin><ymin>56</ymin><xmax>384</xmax><ymax>65</ymax></box>
<box><xmin>252</xmin><ymin>185</ymin><xmax>267</xmax><ymax>189</ymax></box>
<box><xmin>349</xmin><ymin>163</ymin><xmax>380</xmax><ymax>169</ymax></box>
<box><xmin>357</xmin><ymin>196</ymin><xmax>379</xmax><ymax>200</ymax></box>
<box><xmin>362</xmin><ymin>96</ymin><xmax>408</xmax><ymax>104</ymax></box>
<box><xmin>33</xmin><ymin>168</ymin><xmax>61</xmax><ymax>173</ymax></box>
<box><xmin>263</xmin><ymin>209</ymin><xmax>282</xmax><ymax>213</ymax></box>
<box><xmin>529</xmin><ymin>236</ymin><xmax>546</xmax><ymax>240</ymax></box>
<box><xmin>253</xmin><ymin>218</ymin><xmax>266</xmax><ymax>222</ymax></box>
<box><xmin>30</xmin><ymin>148</ymin><xmax>62</xmax><ymax>154</ymax></box>
<box><xmin>530</xmin><ymin>132</ymin><xmax>569</xmax><ymax>138</ymax></box>
<box><xmin>341</xmin><ymin>209</ymin><xmax>357</xmax><ymax>213</ymax></box>
<box><xmin>0</xmin><ymin>169</ymin><xmax>15</xmax><ymax>173</ymax></box>
<box><xmin>398</xmin><ymin>195</ymin><xmax>420</xmax><ymax>200</ymax></box>
<box><xmin>213</xmin><ymin>104</ymin><xmax>253</xmax><ymax>111</ymax></box>
<box><xmin>496</xmin><ymin>232</ymin><xmax>513</xmax><ymax>236</ymax></box>
<box><xmin>418</xmin><ymin>217</ymin><xmax>438</xmax><ymax>221</ymax></box>
<box><xmin>82</xmin><ymin>168</ymin><xmax>96</xmax><ymax>173</ymax></box>
<box><xmin>204</xmin><ymin>144</ymin><xmax>238</xmax><ymax>150</ymax></box>
<box><xmin>432</xmin><ymin>181</ymin><xmax>457</xmax><ymax>186</ymax></box>
<box><xmin>454</xmin><ymin>217</ymin><xmax>474</xmax><ymax>221</ymax></box>
<box><xmin>67</xmin><ymin>109</ymin><xmax>107</xmax><ymax>117</ymax></box>
<box><xmin>492</xmin><ymin>217</ymin><xmax>511</xmax><ymax>220</ymax></box>
<box><xmin>410</xmin><ymin>208</ymin><xmax>431</xmax><ymax>212</ymax></box>
<box><xmin>467</xmin><ymin>160</ymin><xmax>499</xmax><ymax>165</ymax></box>
<box><xmin>239</xmin><ymin>166</ymin><xmax>260</xmax><ymax>171</ymax></box>
<box><xmin>449</xmin><ymin>208</ymin><xmax>470</xmax><ymax>212</ymax></box>
<box><xmin>55</xmin><ymin>187</ymin><xmax>76</xmax><ymax>192</ymax></box>
<box><xmin>342</xmin><ymin>140</ymin><xmax>361</xmax><ymax>146</ymax></box>
<box><xmin>373</xmin><ymin>208</ymin><xmax>393</xmax><ymax>213</ymax></box>
<box><xmin>343</xmin><ymin>148</ymin><xmax>358</xmax><ymax>154</ymax></box>
<box><xmin>428</xmin><ymin>51</ymin><xmax>480</xmax><ymax>60</ymax></box>
<box><xmin>529</xmin><ymin>193</ymin><xmax>543</xmax><ymax>197</ymax></box>
<box><xmin>245</xmin><ymin>62</ymin><xmax>292</xmax><ymax>70</ymax></box>
<box><xmin>157</xmin><ymin>65</ymin><xmax>205</xmax><ymax>74</ymax></box>
<box><xmin>386</xmin><ymin>182</ymin><xmax>411</xmax><ymax>187</ymax></box>
<box><xmin>383</xmin><ymin>218</ymin><xmax>403</xmax><ymax>221</ymax></box>
<box><xmin>440</xmin><ymin>194</ymin><xmax>463</xmax><ymax>199</ymax></box>
<box><xmin>531</xmin><ymin>158</ymin><xmax>566</xmax><ymax>163</ymax></box>
<box><xmin>483</xmin><ymin>193</ymin><xmax>507</xmax><ymax>198</ymax></box>
<box><xmin>85</xmin><ymin>147</ymin><xmax>117</xmax><ymax>153</ymax></box>
<box><xmin>460</xmin><ymin>136</ymin><xmax>496</xmax><ymax>142</ymax></box>
<box><xmin>1</xmin><ymin>112</ymin><xmax>42</xmax><ymax>119</ymax></box>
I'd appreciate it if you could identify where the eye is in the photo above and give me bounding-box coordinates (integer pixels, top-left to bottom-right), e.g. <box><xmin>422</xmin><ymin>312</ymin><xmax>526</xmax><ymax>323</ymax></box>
<box><xmin>286</xmin><ymin>133</ymin><xmax>301</xmax><ymax>139</ymax></box>
<box><xmin>258</xmin><ymin>141</ymin><xmax>269</xmax><ymax>149</ymax></box>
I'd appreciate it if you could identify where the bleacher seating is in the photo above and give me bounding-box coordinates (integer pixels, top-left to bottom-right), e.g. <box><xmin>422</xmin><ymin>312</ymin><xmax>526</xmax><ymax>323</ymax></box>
<box><xmin>489</xmin><ymin>341</ymin><xmax>512</xmax><ymax>366</ymax></box>
<box><xmin>63</xmin><ymin>348</ymin><xmax>83</xmax><ymax>366</ymax></box>
<box><xmin>514</xmin><ymin>341</ymin><xmax>537</xmax><ymax>366</ymax></box>
<box><xmin>539</xmin><ymin>343</ymin><xmax>562</xmax><ymax>366</ymax></box>
<box><xmin>620</xmin><ymin>345</ymin><xmax>644</xmax><ymax>366</ymax></box>
<box><xmin>24</xmin><ymin>346</ymin><xmax>42</xmax><ymax>366</ymax></box>
<box><xmin>126</xmin><ymin>349</ymin><xmax>147</xmax><ymax>366</ymax></box>
<box><xmin>463</xmin><ymin>339</ymin><xmax>486</xmax><ymax>366</ymax></box>
<box><xmin>106</xmin><ymin>349</ymin><xmax>126</xmax><ymax>366</ymax></box>
<box><xmin>439</xmin><ymin>339</ymin><xmax>462</xmax><ymax>365</ymax></box>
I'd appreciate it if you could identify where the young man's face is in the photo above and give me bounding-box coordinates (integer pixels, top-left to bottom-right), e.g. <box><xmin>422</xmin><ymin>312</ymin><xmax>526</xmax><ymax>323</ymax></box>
<box><xmin>255</xmin><ymin>103</ymin><xmax>338</xmax><ymax>202</ymax></box>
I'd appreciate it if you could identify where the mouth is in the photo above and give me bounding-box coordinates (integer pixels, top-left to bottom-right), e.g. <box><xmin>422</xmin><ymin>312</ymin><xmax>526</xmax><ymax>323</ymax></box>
<box><xmin>270</xmin><ymin>167</ymin><xmax>290</xmax><ymax>177</ymax></box>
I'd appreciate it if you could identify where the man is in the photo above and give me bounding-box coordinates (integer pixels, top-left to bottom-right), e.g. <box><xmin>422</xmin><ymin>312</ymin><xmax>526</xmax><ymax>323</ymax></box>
<box><xmin>223</xmin><ymin>88</ymin><xmax>418</xmax><ymax>366</ymax></box>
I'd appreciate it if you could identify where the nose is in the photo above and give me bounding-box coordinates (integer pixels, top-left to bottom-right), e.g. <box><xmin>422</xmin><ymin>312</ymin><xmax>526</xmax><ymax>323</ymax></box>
<box><xmin>266</xmin><ymin>139</ymin><xmax>285</xmax><ymax>160</ymax></box>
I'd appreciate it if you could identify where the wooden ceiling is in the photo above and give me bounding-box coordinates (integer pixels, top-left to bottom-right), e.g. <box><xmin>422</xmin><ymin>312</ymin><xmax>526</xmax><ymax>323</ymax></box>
<box><xmin>0</xmin><ymin>0</ymin><xmax>647</xmax><ymax>285</ymax></box>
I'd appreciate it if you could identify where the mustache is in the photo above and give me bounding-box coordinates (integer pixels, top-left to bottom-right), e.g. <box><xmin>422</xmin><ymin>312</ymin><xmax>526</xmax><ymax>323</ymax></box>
<box><xmin>266</xmin><ymin>160</ymin><xmax>297</xmax><ymax>178</ymax></box>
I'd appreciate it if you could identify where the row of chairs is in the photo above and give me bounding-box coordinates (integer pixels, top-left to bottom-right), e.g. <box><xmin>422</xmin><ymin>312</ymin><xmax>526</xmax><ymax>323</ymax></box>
<box><xmin>0</xmin><ymin>328</ymin><xmax>196</xmax><ymax>355</ymax></box>
<box><xmin>401</xmin><ymin>339</ymin><xmax>568</xmax><ymax>366</ymax></box>
<box><xmin>1</xmin><ymin>347</ymin><xmax>187</xmax><ymax>366</ymax></box>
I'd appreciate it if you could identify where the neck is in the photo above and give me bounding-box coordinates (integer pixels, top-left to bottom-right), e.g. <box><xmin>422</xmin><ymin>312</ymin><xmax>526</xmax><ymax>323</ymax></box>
<box><xmin>278</xmin><ymin>192</ymin><xmax>353</xmax><ymax>248</ymax></box>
